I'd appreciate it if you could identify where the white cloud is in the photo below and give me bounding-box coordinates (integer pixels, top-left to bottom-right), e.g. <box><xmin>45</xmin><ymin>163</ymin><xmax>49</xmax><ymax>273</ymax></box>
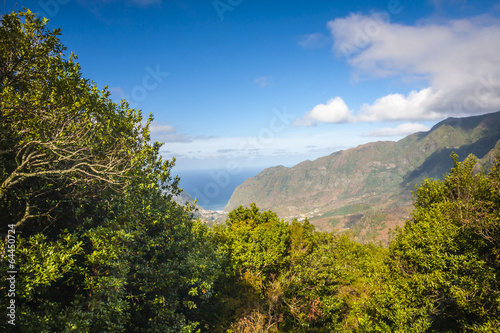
<box><xmin>298</xmin><ymin>14</ymin><xmax>500</xmax><ymax>124</ymax></box>
<box><xmin>362</xmin><ymin>123</ymin><xmax>430</xmax><ymax>137</ymax></box>
<box><xmin>295</xmin><ymin>97</ymin><xmax>354</xmax><ymax>126</ymax></box>
<box><xmin>358</xmin><ymin>88</ymin><xmax>444</xmax><ymax>121</ymax></box>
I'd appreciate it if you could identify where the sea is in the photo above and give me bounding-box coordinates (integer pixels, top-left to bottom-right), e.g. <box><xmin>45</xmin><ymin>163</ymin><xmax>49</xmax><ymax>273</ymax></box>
<box><xmin>175</xmin><ymin>168</ymin><xmax>262</xmax><ymax>211</ymax></box>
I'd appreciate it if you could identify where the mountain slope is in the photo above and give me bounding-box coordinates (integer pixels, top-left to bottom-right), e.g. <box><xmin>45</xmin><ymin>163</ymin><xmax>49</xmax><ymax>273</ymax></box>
<box><xmin>224</xmin><ymin>111</ymin><xmax>500</xmax><ymax>242</ymax></box>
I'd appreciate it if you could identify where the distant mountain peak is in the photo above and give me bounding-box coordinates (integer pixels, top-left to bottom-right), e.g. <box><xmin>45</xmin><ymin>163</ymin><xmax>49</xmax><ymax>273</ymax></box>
<box><xmin>429</xmin><ymin>110</ymin><xmax>500</xmax><ymax>132</ymax></box>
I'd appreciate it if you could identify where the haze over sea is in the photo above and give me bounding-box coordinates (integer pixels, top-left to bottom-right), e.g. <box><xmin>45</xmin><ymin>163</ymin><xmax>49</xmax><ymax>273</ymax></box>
<box><xmin>175</xmin><ymin>168</ymin><xmax>262</xmax><ymax>211</ymax></box>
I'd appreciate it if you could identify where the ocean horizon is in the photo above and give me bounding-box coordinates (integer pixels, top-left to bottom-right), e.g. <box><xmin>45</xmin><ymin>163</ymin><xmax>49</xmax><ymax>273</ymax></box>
<box><xmin>175</xmin><ymin>168</ymin><xmax>263</xmax><ymax>211</ymax></box>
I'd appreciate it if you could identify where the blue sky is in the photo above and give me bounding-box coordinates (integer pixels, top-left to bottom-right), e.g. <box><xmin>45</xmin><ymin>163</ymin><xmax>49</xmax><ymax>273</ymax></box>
<box><xmin>14</xmin><ymin>0</ymin><xmax>500</xmax><ymax>171</ymax></box>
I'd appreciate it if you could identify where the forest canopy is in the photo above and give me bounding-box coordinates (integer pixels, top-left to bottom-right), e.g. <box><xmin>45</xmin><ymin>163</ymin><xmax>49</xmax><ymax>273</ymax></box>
<box><xmin>1</xmin><ymin>9</ymin><xmax>499</xmax><ymax>333</ymax></box>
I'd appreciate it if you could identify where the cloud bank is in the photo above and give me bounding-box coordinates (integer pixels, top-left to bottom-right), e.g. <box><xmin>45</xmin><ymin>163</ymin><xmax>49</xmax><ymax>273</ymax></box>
<box><xmin>297</xmin><ymin>14</ymin><xmax>500</xmax><ymax>126</ymax></box>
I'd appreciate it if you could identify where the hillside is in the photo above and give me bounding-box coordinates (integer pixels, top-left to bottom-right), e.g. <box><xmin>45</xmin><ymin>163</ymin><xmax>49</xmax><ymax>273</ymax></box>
<box><xmin>224</xmin><ymin>111</ymin><xmax>500</xmax><ymax>242</ymax></box>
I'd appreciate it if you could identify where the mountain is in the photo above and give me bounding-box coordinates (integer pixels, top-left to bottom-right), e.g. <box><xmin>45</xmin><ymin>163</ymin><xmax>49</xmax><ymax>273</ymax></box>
<box><xmin>224</xmin><ymin>111</ymin><xmax>500</xmax><ymax>243</ymax></box>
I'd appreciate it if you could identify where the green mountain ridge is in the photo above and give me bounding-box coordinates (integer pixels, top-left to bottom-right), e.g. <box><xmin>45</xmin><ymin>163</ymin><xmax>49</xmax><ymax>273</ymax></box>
<box><xmin>224</xmin><ymin>111</ymin><xmax>500</xmax><ymax>242</ymax></box>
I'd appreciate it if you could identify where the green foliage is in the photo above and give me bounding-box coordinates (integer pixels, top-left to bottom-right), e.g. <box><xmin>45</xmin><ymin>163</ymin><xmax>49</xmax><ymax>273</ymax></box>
<box><xmin>212</xmin><ymin>152</ymin><xmax>500</xmax><ymax>332</ymax></box>
<box><xmin>0</xmin><ymin>9</ymin><xmax>222</xmax><ymax>332</ymax></box>
<box><xmin>280</xmin><ymin>232</ymin><xmax>386</xmax><ymax>332</ymax></box>
<box><xmin>211</xmin><ymin>205</ymin><xmax>387</xmax><ymax>332</ymax></box>
<box><xmin>289</xmin><ymin>218</ymin><xmax>314</xmax><ymax>263</ymax></box>
<box><xmin>363</xmin><ymin>152</ymin><xmax>500</xmax><ymax>331</ymax></box>
<box><xmin>225</xmin><ymin>204</ymin><xmax>290</xmax><ymax>283</ymax></box>
<box><xmin>1</xmin><ymin>8</ymin><xmax>161</xmax><ymax>239</ymax></box>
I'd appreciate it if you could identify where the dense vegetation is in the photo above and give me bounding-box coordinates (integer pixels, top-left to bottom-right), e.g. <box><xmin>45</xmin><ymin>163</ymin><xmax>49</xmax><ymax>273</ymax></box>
<box><xmin>1</xmin><ymin>10</ymin><xmax>499</xmax><ymax>332</ymax></box>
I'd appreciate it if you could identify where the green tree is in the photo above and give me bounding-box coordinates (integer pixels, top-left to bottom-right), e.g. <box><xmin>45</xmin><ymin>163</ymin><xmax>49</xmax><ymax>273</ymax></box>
<box><xmin>363</xmin><ymin>153</ymin><xmax>500</xmax><ymax>332</ymax></box>
<box><xmin>210</xmin><ymin>204</ymin><xmax>291</xmax><ymax>332</ymax></box>
<box><xmin>225</xmin><ymin>204</ymin><xmax>290</xmax><ymax>282</ymax></box>
<box><xmin>289</xmin><ymin>218</ymin><xmax>315</xmax><ymax>264</ymax></box>
<box><xmin>280</xmin><ymin>231</ymin><xmax>385</xmax><ymax>332</ymax></box>
<box><xmin>0</xmin><ymin>9</ymin><xmax>153</xmax><ymax>251</ymax></box>
<box><xmin>0</xmin><ymin>9</ymin><xmax>223</xmax><ymax>332</ymax></box>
